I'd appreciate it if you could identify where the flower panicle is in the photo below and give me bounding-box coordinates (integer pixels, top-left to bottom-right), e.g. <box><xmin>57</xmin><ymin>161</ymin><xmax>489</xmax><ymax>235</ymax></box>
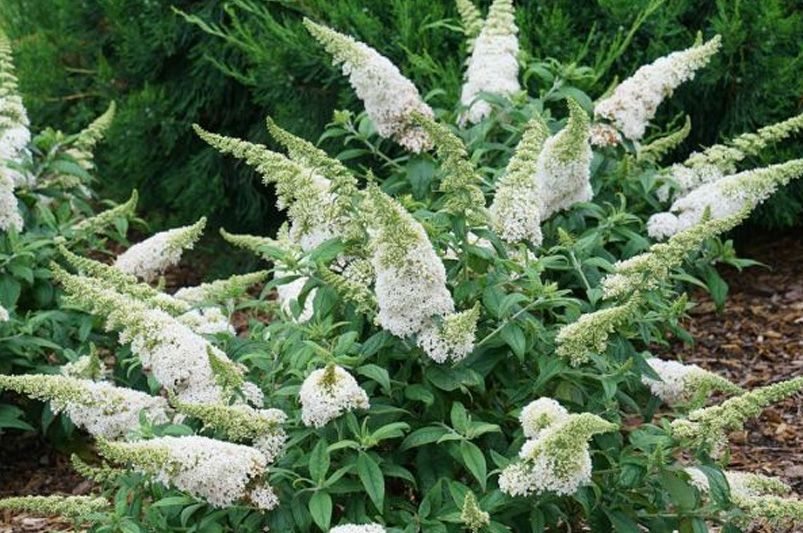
<box><xmin>555</xmin><ymin>299</ymin><xmax>639</xmax><ymax>366</ymax></box>
<box><xmin>0</xmin><ymin>495</ymin><xmax>109</xmax><ymax>521</ymax></box>
<box><xmin>639</xmin><ymin>115</ymin><xmax>692</xmax><ymax>163</ymax></box>
<box><xmin>72</xmin><ymin>189</ymin><xmax>139</xmax><ymax>234</ymax></box>
<box><xmin>174</xmin><ymin>271</ymin><xmax>269</xmax><ymax>304</ymax></box>
<box><xmin>456</xmin><ymin>0</ymin><xmax>484</xmax><ymax>50</ymax></box>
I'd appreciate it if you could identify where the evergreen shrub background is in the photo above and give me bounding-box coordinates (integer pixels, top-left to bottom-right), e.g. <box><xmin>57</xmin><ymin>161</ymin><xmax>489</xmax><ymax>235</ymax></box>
<box><xmin>1</xmin><ymin>0</ymin><xmax>800</xmax><ymax>239</ymax></box>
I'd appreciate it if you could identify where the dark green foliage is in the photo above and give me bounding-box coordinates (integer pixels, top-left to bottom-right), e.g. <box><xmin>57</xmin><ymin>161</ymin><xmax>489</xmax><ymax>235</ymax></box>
<box><xmin>2</xmin><ymin>0</ymin><xmax>801</xmax><ymax>233</ymax></box>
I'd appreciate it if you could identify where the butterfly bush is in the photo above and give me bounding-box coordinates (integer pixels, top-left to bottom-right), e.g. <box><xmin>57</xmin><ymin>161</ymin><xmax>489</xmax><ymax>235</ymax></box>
<box><xmin>5</xmin><ymin>5</ymin><xmax>803</xmax><ymax>532</ymax></box>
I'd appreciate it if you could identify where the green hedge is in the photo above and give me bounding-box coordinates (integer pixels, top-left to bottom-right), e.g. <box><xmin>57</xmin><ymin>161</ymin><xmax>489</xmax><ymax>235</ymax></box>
<box><xmin>2</xmin><ymin>0</ymin><xmax>801</xmax><ymax>232</ymax></box>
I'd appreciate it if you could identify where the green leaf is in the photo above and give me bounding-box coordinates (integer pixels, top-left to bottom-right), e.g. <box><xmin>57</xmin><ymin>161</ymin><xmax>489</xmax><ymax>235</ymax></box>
<box><xmin>450</xmin><ymin>402</ymin><xmax>469</xmax><ymax>434</ymax></box>
<box><xmin>0</xmin><ymin>405</ymin><xmax>34</xmax><ymax>431</ymax></box>
<box><xmin>459</xmin><ymin>441</ymin><xmax>487</xmax><ymax>490</ymax></box>
<box><xmin>499</xmin><ymin>323</ymin><xmax>526</xmax><ymax>358</ymax></box>
<box><xmin>404</xmin><ymin>384</ymin><xmax>434</xmax><ymax>405</ymax></box>
<box><xmin>357</xmin><ymin>364</ymin><xmax>391</xmax><ymax>393</ymax></box>
<box><xmin>407</xmin><ymin>158</ymin><xmax>435</xmax><ymax>200</ymax></box>
<box><xmin>605</xmin><ymin>510</ymin><xmax>641</xmax><ymax>533</ymax></box>
<box><xmin>309</xmin><ymin>439</ymin><xmax>330</xmax><ymax>484</ymax></box>
<box><xmin>703</xmin><ymin>267</ymin><xmax>728</xmax><ymax>311</ymax></box>
<box><xmin>308</xmin><ymin>491</ymin><xmax>332</xmax><ymax>531</ymax></box>
<box><xmin>660</xmin><ymin>472</ymin><xmax>697</xmax><ymax>511</ymax></box>
<box><xmin>152</xmin><ymin>495</ymin><xmax>196</xmax><ymax>508</ymax></box>
<box><xmin>356</xmin><ymin>452</ymin><xmax>385</xmax><ymax>511</ymax></box>
<box><xmin>401</xmin><ymin>426</ymin><xmax>448</xmax><ymax>450</ymax></box>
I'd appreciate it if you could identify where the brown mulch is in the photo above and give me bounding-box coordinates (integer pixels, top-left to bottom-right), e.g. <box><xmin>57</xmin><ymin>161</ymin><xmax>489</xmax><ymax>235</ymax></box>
<box><xmin>661</xmin><ymin>234</ymin><xmax>803</xmax><ymax>491</ymax></box>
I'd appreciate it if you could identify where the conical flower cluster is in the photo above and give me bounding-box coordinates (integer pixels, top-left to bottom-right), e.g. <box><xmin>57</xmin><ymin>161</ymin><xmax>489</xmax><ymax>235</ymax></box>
<box><xmin>54</xmin><ymin>267</ymin><xmax>251</xmax><ymax>405</ymax></box>
<box><xmin>98</xmin><ymin>436</ymin><xmax>278</xmax><ymax>510</ymax></box>
<box><xmin>555</xmin><ymin>299</ymin><xmax>638</xmax><ymax>366</ymax></box>
<box><xmin>535</xmin><ymin>99</ymin><xmax>593</xmax><ymax>219</ymax></box>
<box><xmin>500</xmin><ymin>410</ymin><xmax>617</xmax><ymax>497</ymax></box>
<box><xmin>671</xmin><ymin>376</ymin><xmax>803</xmax><ymax>455</ymax></box>
<box><xmin>595</xmin><ymin>36</ymin><xmax>721</xmax><ymax>141</ymax></box>
<box><xmin>114</xmin><ymin>217</ymin><xmax>206</xmax><ymax>282</ymax></box>
<box><xmin>367</xmin><ymin>186</ymin><xmax>477</xmax><ymax>362</ymax></box>
<box><xmin>304</xmin><ymin>19</ymin><xmax>433</xmax><ymax>152</ymax></box>
<box><xmin>456</xmin><ymin>0</ymin><xmax>484</xmax><ymax>52</ymax></box>
<box><xmin>642</xmin><ymin>357</ymin><xmax>741</xmax><ymax>407</ymax></box>
<box><xmin>299</xmin><ymin>364</ymin><xmax>369</xmax><ymax>428</ymax></box>
<box><xmin>489</xmin><ymin>114</ymin><xmax>549</xmax><ymax>244</ymax></box>
<box><xmin>647</xmin><ymin>159</ymin><xmax>803</xmax><ymax>240</ymax></box>
<box><xmin>0</xmin><ymin>30</ymin><xmax>31</xmax><ymax>188</ymax></box>
<box><xmin>0</xmin><ymin>374</ymin><xmax>172</xmax><ymax>439</ymax></box>
<box><xmin>460</xmin><ymin>0</ymin><xmax>520</xmax><ymax>124</ymax></box>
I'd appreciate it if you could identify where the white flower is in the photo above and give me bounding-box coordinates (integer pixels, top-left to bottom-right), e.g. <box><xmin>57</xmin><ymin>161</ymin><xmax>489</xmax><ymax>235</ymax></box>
<box><xmin>589</xmin><ymin>123</ymin><xmax>621</xmax><ymax>148</ymax></box>
<box><xmin>276</xmin><ymin>272</ymin><xmax>316</xmax><ymax>323</ymax></box>
<box><xmin>0</xmin><ymin>171</ymin><xmax>22</xmax><ymax>232</ymax></box>
<box><xmin>299</xmin><ymin>365</ymin><xmax>369</xmax><ymax>428</ymax></box>
<box><xmin>114</xmin><ymin>218</ymin><xmax>205</xmax><ymax>281</ymax></box>
<box><xmin>684</xmin><ymin>467</ymin><xmax>710</xmax><ymax>492</ymax></box>
<box><xmin>329</xmin><ymin>525</ymin><xmax>386</xmax><ymax>533</ymax></box>
<box><xmin>519</xmin><ymin>398</ymin><xmax>569</xmax><ymax>439</ymax></box>
<box><xmin>536</xmin><ymin>99</ymin><xmax>593</xmax><ymax>219</ymax></box>
<box><xmin>647</xmin><ymin>159</ymin><xmax>803</xmax><ymax>239</ymax></box>
<box><xmin>304</xmin><ymin>20</ymin><xmax>433</xmax><ymax>152</ymax></box>
<box><xmin>176</xmin><ymin>307</ymin><xmax>235</xmax><ymax>336</ymax></box>
<box><xmin>595</xmin><ymin>36</ymin><xmax>721</xmax><ymax>141</ymax></box>
<box><xmin>0</xmin><ymin>303</ymin><xmax>9</xmax><ymax>322</ymax></box>
<box><xmin>459</xmin><ymin>0</ymin><xmax>519</xmax><ymax>124</ymax></box>
<box><xmin>642</xmin><ymin>358</ymin><xmax>716</xmax><ymax>405</ymax></box>
<box><xmin>99</xmin><ymin>436</ymin><xmax>276</xmax><ymax>510</ymax></box>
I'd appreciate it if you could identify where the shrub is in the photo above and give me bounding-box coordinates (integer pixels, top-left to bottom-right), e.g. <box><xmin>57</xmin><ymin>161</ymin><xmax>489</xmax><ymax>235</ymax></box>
<box><xmin>2</xmin><ymin>3</ymin><xmax>803</xmax><ymax>532</ymax></box>
<box><xmin>1</xmin><ymin>0</ymin><xmax>800</xmax><ymax>234</ymax></box>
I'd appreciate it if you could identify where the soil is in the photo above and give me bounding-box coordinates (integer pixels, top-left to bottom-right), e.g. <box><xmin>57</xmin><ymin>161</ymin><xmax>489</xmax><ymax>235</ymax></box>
<box><xmin>0</xmin><ymin>234</ymin><xmax>801</xmax><ymax>531</ymax></box>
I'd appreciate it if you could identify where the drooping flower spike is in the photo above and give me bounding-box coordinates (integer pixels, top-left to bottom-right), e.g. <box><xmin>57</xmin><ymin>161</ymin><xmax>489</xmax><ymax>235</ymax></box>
<box><xmin>304</xmin><ymin>19</ymin><xmax>433</xmax><ymax>153</ymax></box>
<box><xmin>647</xmin><ymin>159</ymin><xmax>803</xmax><ymax>240</ymax></box>
<box><xmin>595</xmin><ymin>35</ymin><xmax>721</xmax><ymax>141</ymax></box>
<box><xmin>0</xmin><ymin>495</ymin><xmax>109</xmax><ymax>521</ymax></box>
<box><xmin>114</xmin><ymin>217</ymin><xmax>206</xmax><ymax>282</ymax></box>
<box><xmin>98</xmin><ymin>436</ymin><xmax>279</xmax><ymax>510</ymax></box>
<box><xmin>0</xmin><ymin>374</ymin><xmax>172</xmax><ymax>439</ymax></box>
<box><xmin>174</xmin><ymin>271</ymin><xmax>269</xmax><ymax>304</ymax></box>
<box><xmin>71</xmin><ymin>189</ymin><xmax>139</xmax><ymax>235</ymax></box>
<box><xmin>460</xmin><ymin>0</ymin><xmax>520</xmax><ymax>124</ymax></box>
<box><xmin>64</xmin><ymin>101</ymin><xmax>116</xmax><ymax>171</ymax></box>
<box><xmin>641</xmin><ymin>357</ymin><xmax>741</xmax><ymax>407</ymax></box>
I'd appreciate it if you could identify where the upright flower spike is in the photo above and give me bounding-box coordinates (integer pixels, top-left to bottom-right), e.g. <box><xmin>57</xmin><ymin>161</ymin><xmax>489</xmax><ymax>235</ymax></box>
<box><xmin>97</xmin><ymin>436</ymin><xmax>278</xmax><ymax>510</ymax></box>
<box><xmin>499</xmin><ymin>412</ymin><xmax>618</xmax><ymax>497</ymax></box>
<box><xmin>174</xmin><ymin>271</ymin><xmax>269</xmax><ymax>304</ymax></box>
<box><xmin>456</xmin><ymin>0</ymin><xmax>484</xmax><ymax>52</ymax></box>
<box><xmin>602</xmin><ymin>210</ymin><xmax>748</xmax><ymax>300</ymax></box>
<box><xmin>555</xmin><ymin>299</ymin><xmax>639</xmax><ymax>366</ymax></box>
<box><xmin>460</xmin><ymin>492</ymin><xmax>490</xmax><ymax>532</ymax></box>
<box><xmin>671</xmin><ymin>376</ymin><xmax>803</xmax><ymax>455</ymax></box>
<box><xmin>459</xmin><ymin>0</ymin><xmax>520</xmax><ymax>124</ymax></box>
<box><xmin>304</xmin><ymin>19</ymin><xmax>433</xmax><ymax>153</ymax></box>
<box><xmin>54</xmin><ymin>267</ymin><xmax>249</xmax><ymax>405</ymax></box>
<box><xmin>299</xmin><ymin>364</ymin><xmax>370</xmax><ymax>428</ymax></box>
<box><xmin>0</xmin><ymin>30</ymin><xmax>32</xmax><ymax>188</ymax></box>
<box><xmin>642</xmin><ymin>357</ymin><xmax>741</xmax><ymax>407</ymax></box>
<box><xmin>410</xmin><ymin>112</ymin><xmax>486</xmax><ymax>221</ymax></box>
<box><xmin>638</xmin><ymin>115</ymin><xmax>692</xmax><ymax>163</ymax></box>
<box><xmin>0</xmin><ymin>495</ymin><xmax>109</xmax><ymax>520</ymax></box>
<box><xmin>366</xmin><ymin>186</ymin><xmax>467</xmax><ymax>361</ymax></box>
<box><xmin>647</xmin><ymin>159</ymin><xmax>803</xmax><ymax>240</ymax></box>
<box><xmin>170</xmin><ymin>396</ymin><xmax>287</xmax><ymax>462</ymax></box>
<box><xmin>65</xmin><ymin>101</ymin><xmax>116</xmax><ymax>171</ymax></box>
<box><xmin>59</xmin><ymin>245</ymin><xmax>190</xmax><ymax>315</ymax></box>
<box><xmin>195</xmin><ymin>125</ymin><xmax>336</xmax><ymax>250</ymax></box>
<box><xmin>220</xmin><ymin>227</ymin><xmax>295</xmax><ymax>261</ymax></box>
<box><xmin>490</xmin><ymin>114</ymin><xmax>549</xmax><ymax>244</ymax></box>
<box><xmin>72</xmin><ymin>189</ymin><xmax>139</xmax><ymax>235</ymax></box>
<box><xmin>595</xmin><ymin>35</ymin><xmax>721</xmax><ymax>141</ymax></box>
<box><xmin>664</xmin><ymin>112</ymin><xmax>803</xmax><ymax>197</ymax></box>
<box><xmin>114</xmin><ymin>217</ymin><xmax>206</xmax><ymax>282</ymax></box>
<box><xmin>536</xmin><ymin>98</ymin><xmax>593</xmax><ymax>219</ymax></box>
<box><xmin>0</xmin><ymin>374</ymin><xmax>172</xmax><ymax>439</ymax></box>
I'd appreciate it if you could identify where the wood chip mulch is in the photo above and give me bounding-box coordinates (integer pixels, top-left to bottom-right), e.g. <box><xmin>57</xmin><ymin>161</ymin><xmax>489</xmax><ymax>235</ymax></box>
<box><xmin>660</xmin><ymin>233</ymin><xmax>803</xmax><ymax>491</ymax></box>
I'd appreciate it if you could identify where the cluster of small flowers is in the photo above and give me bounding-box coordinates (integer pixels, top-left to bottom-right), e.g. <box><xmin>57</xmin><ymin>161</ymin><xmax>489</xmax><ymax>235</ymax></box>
<box><xmin>299</xmin><ymin>364</ymin><xmax>369</xmax><ymax>428</ymax></box>
<box><xmin>588</xmin><ymin>123</ymin><xmax>622</xmax><ymax>148</ymax></box>
<box><xmin>535</xmin><ymin>99</ymin><xmax>593</xmax><ymax>219</ymax></box>
<box><xmin>671</xmin><ymin>376</ymin><xmax>803</xmax><ymax>455</ymax></box>
<box><xmin>276</xmin><ymin>270</ymin><xmax>316</xmax><ymax>323</ymax></box>
<box><xmin>0</xmin><ymin>303</ymin><xmax>9</xmax><ymax>322</ymax></box>
<box><xmin>660</xmin><ymin>112</ymin><xmax>803</xmax><ymax>199</ymax></box>
<box><xmin>555</xmin><ymin>299</ymin><xmax>638</xmax><ymax>366</ymax></box>
<box><xmin>456</xmin><ymin>0</ymin><xmax>484</xmax><ymax>52</ymax></box>
<box><xmin>416</xmin><ymin>304</ymin><xmax>480</xmax><ymax>363</ymax></box>
<box><xmin>519</xmin><ymin>397</ymin><xmax>569</xmax><ymax>440</ymax></box>
<box><xmin>0</xmin><ymin>171</ymin><xmax>23</xmax><ymax>232</ymax></box>
<box><xmin>99</xmin><ymin>436</ymin><xmax>278</xmax><ymax>510</ymax></box>
<box><xmin>499</xmin><ymin>409</ymin><xmax>617</xmax><ymax>497</ymax></box>
<box><xmin>595</xmin><ymin>36</ymin><xmax>721</xmax><ymax>141</ymax></box>
<box><xmin>0</xmin><ymin>32</ymin><xmax>31</xmax><ymax>189</ymax></box>
<box><xmin>460</xmin><ymin>492</ymin><xmax>490</xmax><ymax>532</ymax></box>
<box><xmin>56</xmin><ymin>268</ymin><xmax>245</xmax><ymax>405</ymax></box>
<box><xmin>460</xmin><ymin>0</ymin><xmax>520</xmax><ymax>124</ymax></box>
<box><xmin>71</xmin><ymin>189</ymin><xmax>139</xmax><ymax>235</ymax></box>
<box><xmin>0</xmin><ymin>374</ymin><xmax>171</xmax><ymax>439</ymax></box>
<box><xmin>304</xmin><ymin>19</ymin><xmax>433</xmax><ymax>152</ymax></box>
<box><xmin>114</xmin><ymin>217</ymin><xmax>206</xmax><ymax>282</ymax></box>
<box><xmin>60</xmin><ymin>352</ymin><xmax>109</xmax><ymax>381</ymax></box>
<box><xmin>329</xmin><ymin>525</ymin><xmax>386</xmax><ymax>533</ymax></box>
<box><xmin>0</xmin><ymin>495</ymin><xmax>109</xmax><ymax>520</ymax></box>
<box><xmin>173</xmin><ymin>271</ymin><xmax>268</xmax><ymax>305</ymax></box>
<box><xmin>61</xmin><ymin>102</ymin><xmax>116</xmax><ymax>172</ymax></box>
<box><xmin>176</xmin><ymin>307</ymin><xmax>235</xmax><ymax>336</ymax></box>
<box><xmin>490</xmin><ymin>115</ymin><xmax>549</xmax><ymax>244</ymax></box>
<box><xmin>171</xmin><ymin>399</ymin><xmax>287</xmax><ymax>463</ymax></box>
<box><xmin>647</xmin><ymin>159</ymin><xmax>803</xmax><ymax>239</ymax></box>
<box><xmin>641</xmin><ymin>357</ymin><xmax>740</xmax><ymax>406</ymax></box>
